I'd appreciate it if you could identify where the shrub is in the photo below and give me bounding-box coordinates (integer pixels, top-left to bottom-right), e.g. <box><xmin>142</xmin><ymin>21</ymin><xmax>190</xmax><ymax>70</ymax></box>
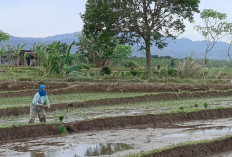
<box><xmin>159</xmin><ymin>69</ymin><xmax>168</xmax><ymax>77</ymax></box>
<box><xmin>176</xmin><ymin>57</ymin><xmax>203</xmax><ymax>78</ymax></box>
<box><xmin>59</xmin><ymin>125</ymin><xmax>67</xmax><ymax>134</ymax></box>
<box><xmin>100</xmin><ymin>67</ymin><xmax>111</xmax><ymax>75</ymax></box>
<box><xmin>130</xmin><ymin>70</ymin><xmax>139</xmax><ymax>76</ymax></box>
<box><xmin>123</xmin><ymin>60</ymin><xmax>139</xmax><ymax>68</ymax></box>
<box><xmin>194</xmin><ymin>104</ymin><xmax>199</xmax><ymax>108</ymax></box>
<box><xmin>179</xmin><ymin>106</ymin><xmax>184</xmax><ymax>110</ymax></box>
<box><xmin>167</xmin><ymin>68</ymin><xmax>177</xmax><ymax>77</ymax></box>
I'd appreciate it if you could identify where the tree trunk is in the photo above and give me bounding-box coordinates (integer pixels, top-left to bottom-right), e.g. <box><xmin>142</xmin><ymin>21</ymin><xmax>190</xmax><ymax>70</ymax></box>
<box><xmin>0</xmin><ymin>56</ymin><xmax>1</xmax><ymax>65</ymax></box>
<box><xmin>17</xmin><ymin>56</ymin><xmax>19</xmax><ymax>66</ymax></box>
<box><xmin>145</xmin><ymin>39</ymin><xmax>153</xmax><ymax>75</ymax></box>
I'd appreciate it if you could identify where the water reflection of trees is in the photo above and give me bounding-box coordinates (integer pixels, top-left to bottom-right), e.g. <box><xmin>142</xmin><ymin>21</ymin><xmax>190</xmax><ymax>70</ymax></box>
<box><xmin>30</xmin><ymin>151</ymin><xmax>45</xmax><ymax>157</ymax></box>
<box><xmin>85</xmin><ymin>143</ymin><xmax>133</xmax><ymax>156</ymax></box>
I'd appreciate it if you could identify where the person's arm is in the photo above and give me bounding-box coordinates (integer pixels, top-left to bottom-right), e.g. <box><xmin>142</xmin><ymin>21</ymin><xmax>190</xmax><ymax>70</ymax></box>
<box><xmin>44</xmin><ymin>95</ymin><xmax>50</xmax><ymax>108</ymax></box>
<box><xmin>32</xmin><ymin>93</ymin><xmax>43</xmax><ymax>107</ymax></box>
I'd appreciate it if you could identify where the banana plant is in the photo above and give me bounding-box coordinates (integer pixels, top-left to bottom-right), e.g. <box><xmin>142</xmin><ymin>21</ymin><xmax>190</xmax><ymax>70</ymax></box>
<box><xmin>34</xmin><ymin>41</ymin><xmax>76</xmax><ymax>76</ymax></box>
<box><xmin>0</xmin><ymin>47</ymin><xmax>5</xmax><ymax>65</ymax></box>
<box><xmin>5</xmin><ymin>44</ymin><xmax>15</xmax><ymax>65</ymax></box>
<box><xmin>14</xmin><ymin>43</ymin><xmax>26</xmax><ymax>68</ymax></box>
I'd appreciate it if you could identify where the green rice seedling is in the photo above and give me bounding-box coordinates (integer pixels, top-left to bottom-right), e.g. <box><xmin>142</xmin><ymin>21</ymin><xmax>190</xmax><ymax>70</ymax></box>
<box><xmin>204</xmin><ymin>103</ymin><xmax>209</xmax><ymax>109</ymax></box>
<box><xmin>194</xmin><ymin>104</ymin><xmax>199</xmax><ymax>108</ymax></box>
<box><xmin>59</xmin><ymin>124</ymin><xmax>66</xmax><ymax>134</ymax></box>
<box><xmin>179</xmin><ymin>106</ymin><xmax>184</xmax><ymax>110</ymax></box>
<box><xmin>44</xmin><ymin>100</ymin><xmax>47</xmax><ymax>105</ymax></box>
<box><xmin>59</xmin><ymin>115</ymin><xmax>64</xmax><ymax>122</ymax></box>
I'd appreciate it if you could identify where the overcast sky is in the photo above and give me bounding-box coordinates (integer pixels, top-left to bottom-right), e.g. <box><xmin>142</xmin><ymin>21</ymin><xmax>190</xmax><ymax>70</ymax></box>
<box><xmin>0</xmin><ymin>0</ymin><xmax>232</xmax><ymax>41</ymax></box>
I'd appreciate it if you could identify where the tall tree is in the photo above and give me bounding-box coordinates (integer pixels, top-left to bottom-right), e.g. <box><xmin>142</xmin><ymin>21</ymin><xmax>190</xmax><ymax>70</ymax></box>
<box><xmin>82</xmin><ymin>0</ymin><xmax>200</xmax><ymax>75</ymax></box>
<box><xmin>195</xmin><ymin>9</ymin><xmax>231</xmax><ymax>64</ymax></box>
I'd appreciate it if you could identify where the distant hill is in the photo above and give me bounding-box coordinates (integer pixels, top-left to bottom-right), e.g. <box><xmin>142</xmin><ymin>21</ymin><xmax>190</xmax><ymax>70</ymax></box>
<box><xmin>2</xmin><ymin>32</ymin><xmax>231</xmax><ymax>60</ymax></box>
<box><xmin>133</xmin><ymin>38</ymin><xmax>230</xmax><ymax>60</ymax></box>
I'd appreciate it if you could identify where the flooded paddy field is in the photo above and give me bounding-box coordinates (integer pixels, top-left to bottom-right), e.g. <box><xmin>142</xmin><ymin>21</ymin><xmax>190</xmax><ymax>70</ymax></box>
<box><xmin>1</xmin><ymin>81</ymin><xmax>232</xmax><ymax>156</ymax></box>
<box><xmin>1</xmin><ymin>96</ymin><xmax>232</xmax><ymax>128</ymax></box>
<box><xmin>1</xmin><ymin>118</ymin><xmax>232</xmax><ymax>156</ymax></box>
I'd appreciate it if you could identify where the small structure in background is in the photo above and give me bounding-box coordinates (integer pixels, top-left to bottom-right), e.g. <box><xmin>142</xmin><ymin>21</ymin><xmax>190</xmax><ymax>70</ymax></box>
<box><xmin>20</xmin><ymin>50</ymin><xmax>39</xmax><ymax>66</ymax></box>
<box><xmin>0</xmin><ymin>50</ymin><xmax>39</xmax><ymax>66</ymax></box>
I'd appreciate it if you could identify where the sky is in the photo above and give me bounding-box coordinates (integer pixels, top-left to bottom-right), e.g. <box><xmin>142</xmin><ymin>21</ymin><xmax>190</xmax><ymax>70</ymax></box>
<box><xmin>0</xmin><ymin>0</ymin><xmax>232</xmax><ymax>41</ymax></box>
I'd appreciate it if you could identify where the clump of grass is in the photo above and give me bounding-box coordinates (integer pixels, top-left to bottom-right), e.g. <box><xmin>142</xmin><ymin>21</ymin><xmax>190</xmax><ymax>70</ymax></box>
<box><xmin>59</xmin><ymin>115</ymin><xmax>64</xmax><ymax>122</ymax></box>
<box><xmin>204</xmin><ymin>103</ymin><xmax>209</xmax><ymax>109</ymax></box>
<box><xmin>59</xmin><ymin>125</ymin><xmax>66</xmax><ymax>134</ymax></box>
<box><xmin>179</xmin><ymin>106</ymin><xmax>184</xmax><ymax>110</ymax></box>
<box><xmin>194</xmin><ymin>104</ymin><xmax>199</xmax><ymax>108</ymax></box>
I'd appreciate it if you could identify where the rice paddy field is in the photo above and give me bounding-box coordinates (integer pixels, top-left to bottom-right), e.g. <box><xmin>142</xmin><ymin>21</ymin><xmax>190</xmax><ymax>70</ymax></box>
<box><xmin>1</xmin><ymin>78</ymin><xmax>232</xmax><ymax>157</ymax></box>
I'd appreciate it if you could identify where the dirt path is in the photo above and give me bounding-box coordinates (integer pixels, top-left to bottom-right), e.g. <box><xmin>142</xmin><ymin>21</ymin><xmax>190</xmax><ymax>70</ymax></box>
<box><xmin>0</xmin><ymin>81</ymin><xmax>68</xmax><ymax>91</ymax></box>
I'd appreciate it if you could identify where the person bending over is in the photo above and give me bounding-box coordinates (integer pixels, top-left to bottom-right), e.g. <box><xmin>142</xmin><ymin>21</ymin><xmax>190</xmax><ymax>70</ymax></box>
<box><xmin>28</xmin><ymin>84</ymin><xmax>50</xmax><ymax>123</ymax></box>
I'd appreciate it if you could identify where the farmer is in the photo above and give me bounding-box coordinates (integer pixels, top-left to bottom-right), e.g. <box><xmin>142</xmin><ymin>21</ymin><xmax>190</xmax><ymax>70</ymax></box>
<box><xmin>28</xmin><ymin>84</ymin><xmax>50</xmax><ymax>123</ymax></box>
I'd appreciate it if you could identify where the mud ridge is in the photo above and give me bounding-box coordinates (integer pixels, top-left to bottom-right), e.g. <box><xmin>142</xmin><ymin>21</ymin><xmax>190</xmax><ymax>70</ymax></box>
<box><xmin>0</xmin><ymin>81</ymin><xmax>67</xmax><ymax>91</ymax></box>
<box><xmin>0</xmin><ymin>82</ymin><xmax>231</xmax><ymax>98</ymax></box>
<box><xmin>1</xmin><ymin>90</ymin><xmax>232</xmax><ymax>117</ymax></box>
<box><xmin>146</xmin><ymin>136</ymin><xmax>232</xmax><ymax>157</ymax></box>
<box><xmin>1</xmin><ymin>108</ymin><xmax>232</xmax><ymax>143</ymax></box>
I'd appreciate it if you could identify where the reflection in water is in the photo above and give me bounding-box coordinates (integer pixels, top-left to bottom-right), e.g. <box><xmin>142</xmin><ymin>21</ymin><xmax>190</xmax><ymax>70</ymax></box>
<box><xmin>153</xmin><ymin>126</ymin><xmax>232</xmax><ymax>140</ymax></box>
<box><xmin>85</xmin><ymin>143</ymin><xmax>133</xmax><ymax>156</ymax></box>
<box><xmin>25</xmin><ymin>143</ymin><xmax>133</xmax><ymax>157</ymax></box>
<box><xmin>30</xmin><ymin>151</ymin><xmax>45</xmax><ymax>157</ymax></box>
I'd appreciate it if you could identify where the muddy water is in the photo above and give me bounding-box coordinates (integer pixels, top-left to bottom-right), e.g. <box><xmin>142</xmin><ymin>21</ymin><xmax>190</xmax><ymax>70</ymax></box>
<box><xmin>10</xmin><ymin>143</ymin><xmax>133</xmax><ymax>157</ymax></box>
<box><xmin>214</xmin><ymin>151</ymin><xmax>232</xmax><ymax>157</ymax></box>
<box><xmin>2</xmin><ymin>118</ymin><xmax>232</xmax><ymax>156</ymax></box>
<box><xmin>153</xmin><ymin>126</ymin><xmax>232</xmax><ymax>141</ymax></box>
<box><xmin>1</xmin><ymin>96</ymin><xmax>232</xmax><ymax>128</ymax></box>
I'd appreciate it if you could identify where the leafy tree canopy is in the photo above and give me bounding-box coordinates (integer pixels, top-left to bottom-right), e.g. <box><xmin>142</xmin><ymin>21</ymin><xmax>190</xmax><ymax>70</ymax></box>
<box><xmin>0</xmin><ymin>30</ymin><xmax>9</xmax><ymax>42</ymax></box>
<box><xmin>82</xmin><ymin>0</ymin><xmax>200</xmax><ymax>74</ymax></box>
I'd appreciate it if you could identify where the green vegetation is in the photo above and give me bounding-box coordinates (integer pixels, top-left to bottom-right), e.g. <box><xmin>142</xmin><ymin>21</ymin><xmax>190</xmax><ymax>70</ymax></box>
<box><xmin>194</xmin><ymin>104</ymin><xmax>199</xmax><ymax>108</ymax></box>
<box><xmin>179</xmin><ymin>106</ymin><xmax>184</xmax><ymax>111</ymax></box>
<box><xmin>59</xmin><ymin>124</ymin><xmax>67</xmax><ymax>134</ymax></box>
<box><xmin>59</xmin><ymin>115</ymin><xmax>64</xmax><ymax>122</ymax></box>
<box><xmin>195</xmin><ymin>9</ymin><xmax>231</xmax><ymax>65</ymax></box>
<box><xmin>0</xmin><ymin>30</ymin><xmax>9</xmax><ymax>42</ymax></box>
<box><xmin>82</xmin><ymin>0</ymin><xmax>200</xmax><ymax>75</ymax></box>
<box><xmin>0</xmin><ymin>92</ymin><xmax>158</xmax><ymax>109</ymax></box>
<box><xmin>1</xmin><ymin>95</ymin><xmax>231</xmax><ymax>129</ymax></box>
<box><xmin>176</xmin><ymin>57</ymin><xmax>203</xmax><ymax>79</ymax></box>
<box><xmin>1</xmin><ymin>56</ymin><xmax>232</xmax><ymax>83</ymax></box>
<box><xmin>204</xmin><ymin>103</ymin><xmax>209</xmax><ymax>109</ymax></box>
